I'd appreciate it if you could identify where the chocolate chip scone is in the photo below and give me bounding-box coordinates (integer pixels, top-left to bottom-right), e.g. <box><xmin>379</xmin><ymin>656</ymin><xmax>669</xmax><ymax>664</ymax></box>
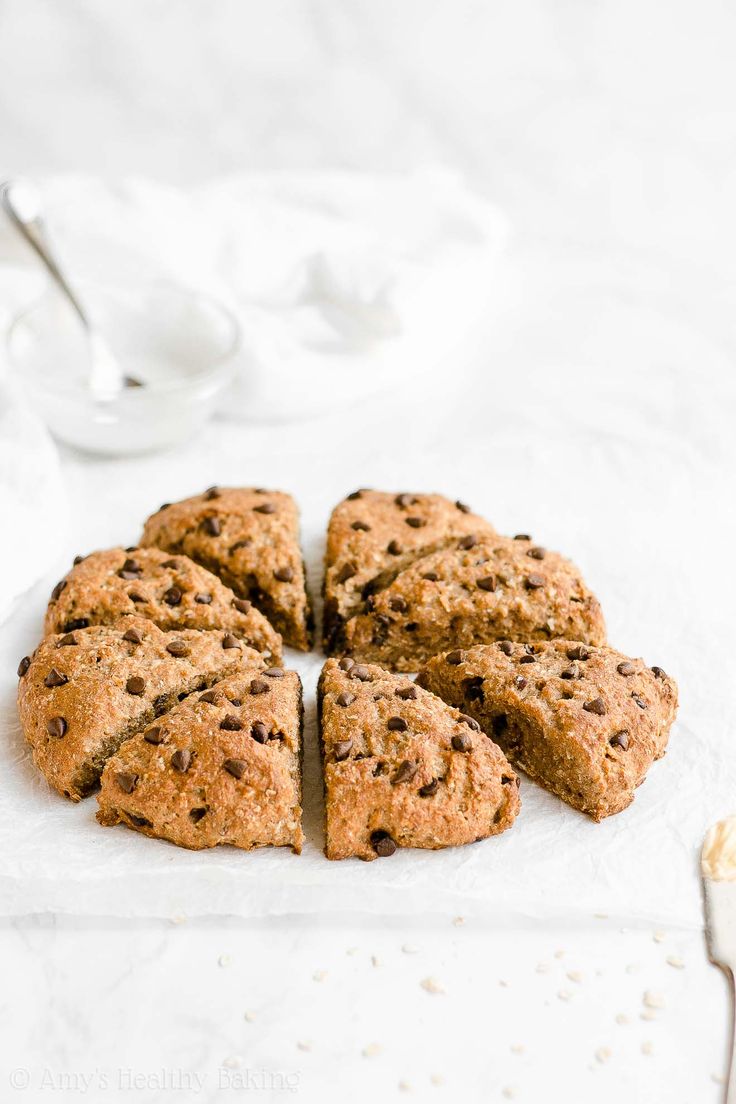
<box><xmin>140</xmin><ymin>486</ymin><xmax>312</xmax><ymax>651</ymax></box>
<box><xmin>44</xmin><ymin>547</ymin><xmax>282</xmax><ymax>663</ymax></box>
<box><xmin>417</xmin><ymin>642</ymin><xmax>677</xmax><ymax>820</ymax></box>
<box><xmin>17</xmin><ymin>618</ymin><xmax>264</xmax><ymax>801</ymax></box>
<box><xmin>342</xmin><ymin>534</ymin><xmax>606</xmax><ymax>671</ymax></box>
<box><xmin>97</xmin><ymin>667</ymin><xmax>303</xmax><ymax>853</ymax></box>
<box><xmin>323</xmin><ymin>490</ymin><xmax>495</xmax><ymax>654</ymax></box>
<box><xmin>318</xmin><ymin>657</ymin><xmax>520</xmax><ymax>861</ymax></box>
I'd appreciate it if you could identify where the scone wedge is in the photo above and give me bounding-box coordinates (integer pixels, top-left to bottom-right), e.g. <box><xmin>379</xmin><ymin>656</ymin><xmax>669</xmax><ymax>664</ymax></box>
<box><xmin>318</xmin><ymin>657</ymin><xmax>520</xmax><ymax>860</ymax></box>
<box><xmin>45</xmin><ymin>547</ymin><xmax>282</xmax><ymax>663</ymax></box>
<box><xmin>417</xmin><ymin>642</ymin><xmax>678</xmax><ymax>820</ymax></box>
<box><xmin>141</xmin><ymin>486</ymin><xmax>312</xmax><ymax>650</ymax></box>
<box><xmin>342</xmin><ymin>534</ymin><xmax>606</xmax><ymax>671</ymax></box>
<box><xmin>323</xmin><ymin>489</ymin><xmax>495</xmax><ymax>654</ymax></box>
<box><xmin>97</xmin><ymin>667</ymin><xmax>303</xmax><ymax>853</ymax></box>
<box><xmin>17</xmin><ymin>618</ymin><xmax>263</xmax><ymax>801</ymax></box>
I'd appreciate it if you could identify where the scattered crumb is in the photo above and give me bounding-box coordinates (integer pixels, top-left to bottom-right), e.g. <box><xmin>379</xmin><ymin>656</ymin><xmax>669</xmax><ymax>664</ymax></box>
<box><xmin>218</xmin><ymin>954</ymin><xmax>231</xmax><ymax>968</ymax></box>
<box><xmin>615</xmin><ymin>1013</ymin><xmax>629</xmax><ymax>1026</ymax></box>
<box><xmin>243</xmin><ymin>1011</ymin><xmax>256</xmax><ymax>1023</ymax></box>
<box><xmin>502</xmin><ymin>1088</ymin><xmax>517</xmax><ymax>1100</ymax></box>
<box><xmin>566</xmin><ymin>970</ymin><xmax>583</xmax><ymax>984</ymax></box>
<box><xmin>453</xmin><ymin>916</ymin><xmax>465</xmax><ymax>927</ymax></box>
<box><xmin>619</xmin><ymin>927</ymin><xmax>629</xmax><ymax>934</ymax></box>
<box><xmin>511</xmin><ymin>1043</ymin><xmax>525</xmax><ymax>1055</ymax></box>
<box><xmin>371</xmin><ymin>956</ymin><xmax>382</xmax><ymax>968</ymax></box>
<box><xmin>666</xmin><ymin>955</ymin><xmax>685</xmax><ymax>969</ymax></box>
<box><xmin>653</xmin><ymin>930</ymin><xmax>666</xmax><ymax>943</ymax></box>
<box><xmin>554</xmin><ymin>949</ymin><xmax>565</xmax><ymax>959</ymax></box>
<box><xmin>712</xmin><ymin>1072</ymin><xmax>726</xmax><ymax>1085</ymax></box>
<box><xmin>402</xmin><ymin>944</ymin><xmax>419</xmax><ymax>955</ymax></box>
<box><xmin>170</xmin><ymin>913</ymin><xmax>187</xmax><ymax>925</ymax></box>
<box><xmin>641</xmin><ymin>1011</ymin><xmax>658</xmax><ymax>1022</ymax></box>
<box><xmin>297</xmin><ymin>1041</ymin><xmax>312</xmax><ymax>1053</ymax></box>
<box><xmin>499</xmin><ymin>979</ymin><xmax>509</xmax><ymax>988</ymax></box>
<box><xmin>643</xmin><ymin>991</ymin><xmax>665</xmax><ymax>1010</ymax></box>
<box><xmin>421</xmin><ymin>976</ymin><xmax>445</xmax><ymax>995</ymax></box>
<box><xmin>362</xmin><ymin>1043</ymin><xmax>382</xmax><ymax>1059</ymax></box>
<box><xmin>535</xmin><ymin>962</ymin><xmax>549</xmax><ymax>974</ymax></box>
<box><xmin>398</xmin><ymin>1080</ymin><xmax>411</xmax><ymax>1093</ymax></box>
<box><xmin>313</xmin><ymin>970</ymin><xmax>328</xmax><ymax>983</ymax></box>
<box><xmin>641</xmin><ymin>1041</ymin><xmax>654</xmax><ymax>1056</ymax></box>
<box><xmin>595</xmin><ymin>1047</ymin><xmax>612</xmax><ymax>1064</ymax></box>
<box><xmin>625</xmin><ymin>963</ymin><xmax>639</xmax><ymax>975</ymax></box>
<box><xmin>557</xmin><ymin>989</ymin><xmax>572</xmax><ymax>1002</ymax></box>
<box><xmin>346</xmin><ymin>947</ymin><xmax>358</xmax><ymax>956</ymax></box>
<box><xmin>594</xmin><ymin>913</ymin><xmax>609</xmax><ymax>920</ymax></box>
<box><xmin>430</xmin><ymin>1073</ymin><xmax>444</xmax><ymax>1087</ymax></box>
<box><xmin>221</xmin><ymin>1056</ymin><xmax>241</xmax><ymax>1069</ymax></box>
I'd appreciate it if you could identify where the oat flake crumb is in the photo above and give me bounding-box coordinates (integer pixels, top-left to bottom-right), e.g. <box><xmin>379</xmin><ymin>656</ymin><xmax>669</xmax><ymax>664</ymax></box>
<box><xmin>313</xmin><ymin>969</ymin><xmax>328</xmax><ymax>982</ymax></box>
<box><xmin>643</xmin><ymin>990</ymin><xmax>665</xmax><ymax>1010</ymax></box>
<box><xmin>421</xmin><ymin>976</ymin><xmax>445</xmax><ymax>995</ymax></box>
<box><xmin>430</xmin><ymin>1073</ymin><xmax>444</xmax><ymax>1087</ymax></box>
<box><xmin>666</xmin><ymin>955</ymin><xmax>685</xmax><ymax>969</ymax></box>
<box><xmin>218</xmin><ymin>954</ymin><xmax>231</xmax><ymax>968</ymax></box>
<box><xmin>641</xmin><ymin>1041</ymin><xmax>654</xmax><ymax>1056</ymax></box>
<box><xmin>567</xmin><ymin>970</ymin><xmax>583</xmax><ymax>984</ymax></box>
<box><xmin>362</xmin><ymin>1043</ymin><xmax>382</xmax><ymax>1059</ymax></box>
<box><xmin>243</xmin><ymin>1011</ymin><xmax>256</xmax><ymax>1023</ymax></box>
<box><xmin>595</xmin><ymin>1047</ymin><xmax>612</xmax><ymax>1064</ymax></box>
<box><xmin>615</xmin><ymin>1013</ymin><xmax>629</xmax><ymax>1026</ymax></box>
<box><xmin>653</xmin><ymin>930</ymin><xmax>666</xmax><ymax>943</ymax></box>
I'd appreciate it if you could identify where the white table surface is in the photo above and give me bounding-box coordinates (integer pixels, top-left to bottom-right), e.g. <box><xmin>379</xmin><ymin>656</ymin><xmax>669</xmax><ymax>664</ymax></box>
<box><xmin>1</xmin><ymin>2</ymin><xmax>735</xmax><ymax>1101</ymax></box>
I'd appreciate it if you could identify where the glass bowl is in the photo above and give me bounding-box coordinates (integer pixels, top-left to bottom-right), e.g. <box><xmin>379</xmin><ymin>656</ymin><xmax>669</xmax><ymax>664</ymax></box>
<box><xmin>6</xmin><ymin>281</ymin><xmax>240</xmax><ymax>456</ymax></box>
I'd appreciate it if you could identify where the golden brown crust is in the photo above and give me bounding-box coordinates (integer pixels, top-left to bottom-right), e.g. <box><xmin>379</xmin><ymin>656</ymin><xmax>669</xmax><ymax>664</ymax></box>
<box><xmin>45</xmin><ymin>547</ymin><xmax>282</xmax><ymax>663</ymax></box>
<box><xmin>17</xmin><ymin>618</ymin><xmax>265</xmax><ymax>801</ymax></box>
<box><xmin>97</xmin><ymin>669</ymin><xmax>303</xmax><ymax>853</ymax></box>
<box><xmin>342</xmin><ymin>534</ymin><xmax>606</xmax><ymax>671</ymax></box>
<box><xmin>323</xmin><ymin>490</ymin><xmax>495</xmax><ymax>653</ymax></box>
<box><xmin>417</xmin><ymin>641</ymin><xmax>678</xmax><ymax>820</ymax></box>
<box><xmin>318</xmin><ymin>657</ymin><xmax>520</xmax><ymax>860</ymax></box>
<box><xmin>140</xmin><ymin>486</ymin><xmax>312</xmax><ymax>650</ymax></box>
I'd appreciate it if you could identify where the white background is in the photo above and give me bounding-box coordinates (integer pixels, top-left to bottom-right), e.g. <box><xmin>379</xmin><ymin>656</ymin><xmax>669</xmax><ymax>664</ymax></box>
<box><xmin>1</xmin><ymin>2</ymin><xmax>735</xmax><ymax>1102</ymax></box>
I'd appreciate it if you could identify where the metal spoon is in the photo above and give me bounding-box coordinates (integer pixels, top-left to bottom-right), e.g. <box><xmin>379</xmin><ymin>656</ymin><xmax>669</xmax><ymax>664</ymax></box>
<box><xmin>0</xmin><ymin>178</ymin><xmax>126</xmax><ymax>400</ymax></box>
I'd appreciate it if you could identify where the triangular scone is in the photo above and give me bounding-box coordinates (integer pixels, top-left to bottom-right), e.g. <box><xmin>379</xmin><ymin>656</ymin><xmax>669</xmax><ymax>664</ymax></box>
<box><xmin>318</xmin><ymin>658</ymin><xmax>520</xmax><ymax>860</ymax></box>
<box><xmin>97</xmin><ymin>668</ymin><xmax>303</xmax><ymax>853</ymax></box>
<box><xmin>140</xmin><ymin>486</ymin><xmax>312</xmax><ymax>651</ymax></box>
<box><xmin>342</xmin><ymin>534</ymin><xmax>606</xmax><ymax>671</ymax></box>
<box><xmin>16</xmin><ymin>618</ymin><xmax>264</xmax><ymax>801</ymax></box>
<box><xmin>323</xmin><ymin>490</ymin><xmax>495</xmax><ymax>653</ymax></box>
<box><xmin>45</xmin><ymin>547</ymin><xmax>282</xmax><ymax>663</ymax></box>
<box><xmin>417</xmin><ymin>642</ymin><xmax>678</xmax><ymax>820</ymax></box>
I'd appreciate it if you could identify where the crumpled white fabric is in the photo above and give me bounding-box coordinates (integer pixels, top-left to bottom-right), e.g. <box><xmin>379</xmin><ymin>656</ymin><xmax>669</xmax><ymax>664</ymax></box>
<box><xmin>0</xmin><ymin>170</ymin><xmax>510</xmax><ymax>420</ymax></box>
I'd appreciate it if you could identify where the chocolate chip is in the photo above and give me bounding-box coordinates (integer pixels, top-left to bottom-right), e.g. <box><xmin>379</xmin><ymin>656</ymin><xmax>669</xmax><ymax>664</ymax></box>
<box><xmin>518</xmin><ymin>654</ymin><xmax>536</xmax><ymax>665</ymax></box>
<box><xmin>514</xmin><ymin>676</ymin><xmax>528</xmax><ymax>690</ymax></box>
<box><xmin>446</xmin><ymin>650</ymin><xmax>464</xmax><ymax>665</ymax></box>
<box><xmin>220</xmin><ymin>715</ymin><xmax>242</xmax><ymax>731</ymax></box>
<box><xmin>194</xmin><ymin>593</ymin><xmax>212</xmax><ymax>604</ymax></box>
<box><xmin>477</xmin><ymin>575</ymin><xmax>497</xmax><ymax>591</ymax></box>
<box><xmin>335</xmin><ymin>563</ymin><xmax>357</xmax><ymax>586</ymax></box>
<box><xmin>339</xmin><ymin>657</ymin><xmax>355</xmax><ymax>671</ymax></box>
<box><xmin>560</xmin><ymin>663</ymin><xmax>579</xmax><ymax>680</ymax></box>
<box><xmin>230</xmin><ymin>540</ymin><xmax>252</xmax><ymax>554</ymax></box>
<box><xmin>171</xmin><ymin>749</ymin><xmax>192</xmax><ymax>773</ymax></box>
<box><xmin>254</xmin><ymin>502</ymin><xmax>277</xmax><ymax>514</ymax></box>
<box><xmin>251</xmin><ymin>721</ymin><xmax>269</xmax><ymax>743</ymax></box>
<box><xmin>144</xmin><ymin>727</ymin><xmax>163</xmax><ymax>744</ymax></box>
<box><xmin>498</xmin><ymin>641</ymin><xmax>513</xmax><ymax>656</ymax></box>
<box><xmin>158</xmin><ymin>502</ymin><xmax>171</xmax><ymax>512</ymax></box>
<box><xmin>128</xmin><ymin>813</ymin><xmax>152</xmax><ymax>828</ymax></box>
<box><xmin>632</xmin><ymin>694</ymin><xmax>648</xmax><ymax>710</ymax></box>
<box><xmin>46</xmin><ymin>716</ymin><xmax>67</xmax><ymax>739</ymax></box>
<box><xmin>617</xmin><ymin>662</ymin><xmax>636</xmax><ymax>676</ymax></box>
<box><xmin>389</xmin><ymin>597</ymin><xmax>409</xmax><ymax>612</ymax></box>
<box><xmin>351</xmin><ymin>520</ymin><xmax>370</xmax><ymax>531</ymax></box>
<box><xmin>232</xmin><ymin>598</ymin><xmax>251</xmax><ymax>614</ymax></box>
<box><xmin>73</xmin><ymin>554</ymin><xmax>85</xmax><ymax>566</ymax></box>
<box><xmin>395</xmin><ymin>493</ymin><xmax>417</xmax><ymax>508</ymax></box>
<box><xmin>346</xmin><ymin>490</ymin><xmax>363</xmax><ymax>500</ymax></box>
<box><xmin>349</xmin><ymin>665</ymin><xmax>371</xmax><ymax>681</ymax></box>
<box><xmin>51</xmin><ymin>579</ymin><xmax>67</xmax><ymax>602</ymax></box>
<box><xmin>229</xmin><ymin>697</ymin><xmax>242</xmax><ymax>707</ymax></box>
<box><xmin>123</xmin><ymin>627</ymin><xmax>143</xmax><ymax>645</ymax></box>
<box><xmin>126</xmin><ymin>676</ymin><xmax>146</xmax><ymax>696</ymax></box>
<box><xmin>223</xmin><ymin>757</ymin><xmax>247</xmax><ymax>779</ymax></box>
<box><xmin>609</xmin><ymin>730</ymin><xmax>630</xmax><ymax>750</ymax></box>
<box><xmin>274</xmin><ymin>566</ymin><xmax>294</xmax><ymax>582</ymax></box>
<box><xmin>116</xmin><ymin>771</ymin><xmax>138</xmax><ymax>794</ymax></box>
<box><xmin>387</xmin><ymin>540</ymin><xmax>403</xmax><ymax>555</ymax></box>
<box><xmin>459</xmin><ymin>714</ymin><xmax>481</xmax><ymax>730</ymax></box>
<box><xmin>387</xmin><ymin>716</ymin><xmax>408</xmax><ymax>732</ymax></box>
<box><xmin>395</xmin><ymin>686</ymin><xmax>418</xmax><ymax>700</ymax></box>
<box><xmin>118</xmin><ymin>558</ymin><xmax>142</xmax><ymax>579</ymax></box>
<box><xmin>336</xmin><ymin>691</ymin><xmax>355</xmax><ymax>707</ymax></box>
<box><xmin>525</xmin><ymin>574</ymin><xmax>545</xmax><ymax>589</ymax></box>
<box><xmin>202</xmin><ymin>516</ymin><xmax>221</xmax><ymax>536</ymax></box>
<box><xmin>333</xmin><ymin>739</ymin><xmax>353</xmax><ymax>761</ymax></box>
<box><xmin>57</xmin><ymin>634</ymin><xmax>78</xmax><ymax>647</ymax></box>
<box><xmin>63</xmin><ymin>618</ymin><xmax>89</xmax><ymax>632</ymax></box>
<box><xmin>527</xmin><ymin>547</ymin><xmax>546</xmax><ymax>560</ymax></box>
<box><xmin>44</xmin><ymin>668</ymin><xmax>68</xmax><ymax>688</ymax></box>
<box><xmin>455</xmin><ymin>501</ymin><xmax>471</xmax><ymax>513</ymax></box>
<box><xmin>190</xmin><ymin>807</ymin><xmax>208</xmax><ymax>822</ymax></box>
<box><xmin>583</xmin><ymin>697</ymin><xmax>607</xmax><ymax>715</ymax></box>
<box><xmin>421</xmin><ymin>571</ymin><xmax>439</xmax><ymax>581</ymax></box>
<box><xmin>452</xmin><ymin>732</ymin><xmax>472</xmax><ymax>752</ymax></box>
<box><xmin>17</xmin><ymin>656</ymin><xmax>31</xmax><ymax>677</ymax></box>
<box><xmin>250</xmin><ymin>678</ymin><xmax>270</xmax><ymax>695</ymax></box>
<box><xmin>370</xmin><ymin>830</ymin><xmax>397</xmax><ymax>857</ymax></box>
<box><xmin>163</xmin><ymin>586</ymin><xmax>182</xmax><ymax>606</ymax></box>
<box><xmin>204</xmin><ymin>486</ymin><xmax>220</xmax><ymax>500</ymax></box>
<box><xmin>222</xmin><ymin>633</ymin><xmax>240</xmax><ymax>650</ymax></box>
<box><xmin>651</xmin><ymin>666</ymin><xmax>667</xmax><ymax>680</ymax></box>
<box><xmin>419</xmin><ymin>779</ymin><xmax>439</xmax><ymax>797</ymax></box>
<box><xmin>199</xmin><ymin>690</ymin><xmax>221</xmax><ymax>704</ymax></box>
<box><xmin>404</xmin><ymin>622</ymin><xmax>418</xmax><ymax>632</ymax></box>
<box><xmin>514</xmin><ymin>533</ymin><xmax>531</xmax><ymax>541</ymax></box>
<box><xmin>405</xmin><ymin>517</ymin><xmax>426</xmax><ymax>528</ymax></box>
<box><xmin>161</xmin><ymin>559</ymin><xmax>180</xmax><ymax>569</ymax></box>
<box><xmin>392</xmin><ymin>759</ymin><xmax>418</xmax><ymax>784</ymax></box>
<box><xmin>166</xmin><ymin>640</ymin><xmax>190</xmax><ymax>657</ymax></box>
<box><xmin>501</xmin><ymin>774</ymin><xmax>515</xmax><ymax>785</ymax></box>
<box><xmin>458</xmin><ymin>534</ymin><xmax>478</xmax><ymax>549</ymax></box>
<box><xmin>567</xmin><ymin>645</ymin><xmax>590</xmax><ymax>661</ymax></box>
<box><xmin>128</xmin><ymin>593</ymin><xmax>146</xmax><ymax>604</ymax></box>
<box><xmin>265</xmin><ymin>667</ymin><xmax>285</xmax><ymax>678</ymax></box>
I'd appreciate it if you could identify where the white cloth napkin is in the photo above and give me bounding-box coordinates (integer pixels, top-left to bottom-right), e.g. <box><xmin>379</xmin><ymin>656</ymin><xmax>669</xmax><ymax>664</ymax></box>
<box><xmin>0</xmin><ymin>170</ymin><xmax>509</xmax><ymax>420</ymax></box>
